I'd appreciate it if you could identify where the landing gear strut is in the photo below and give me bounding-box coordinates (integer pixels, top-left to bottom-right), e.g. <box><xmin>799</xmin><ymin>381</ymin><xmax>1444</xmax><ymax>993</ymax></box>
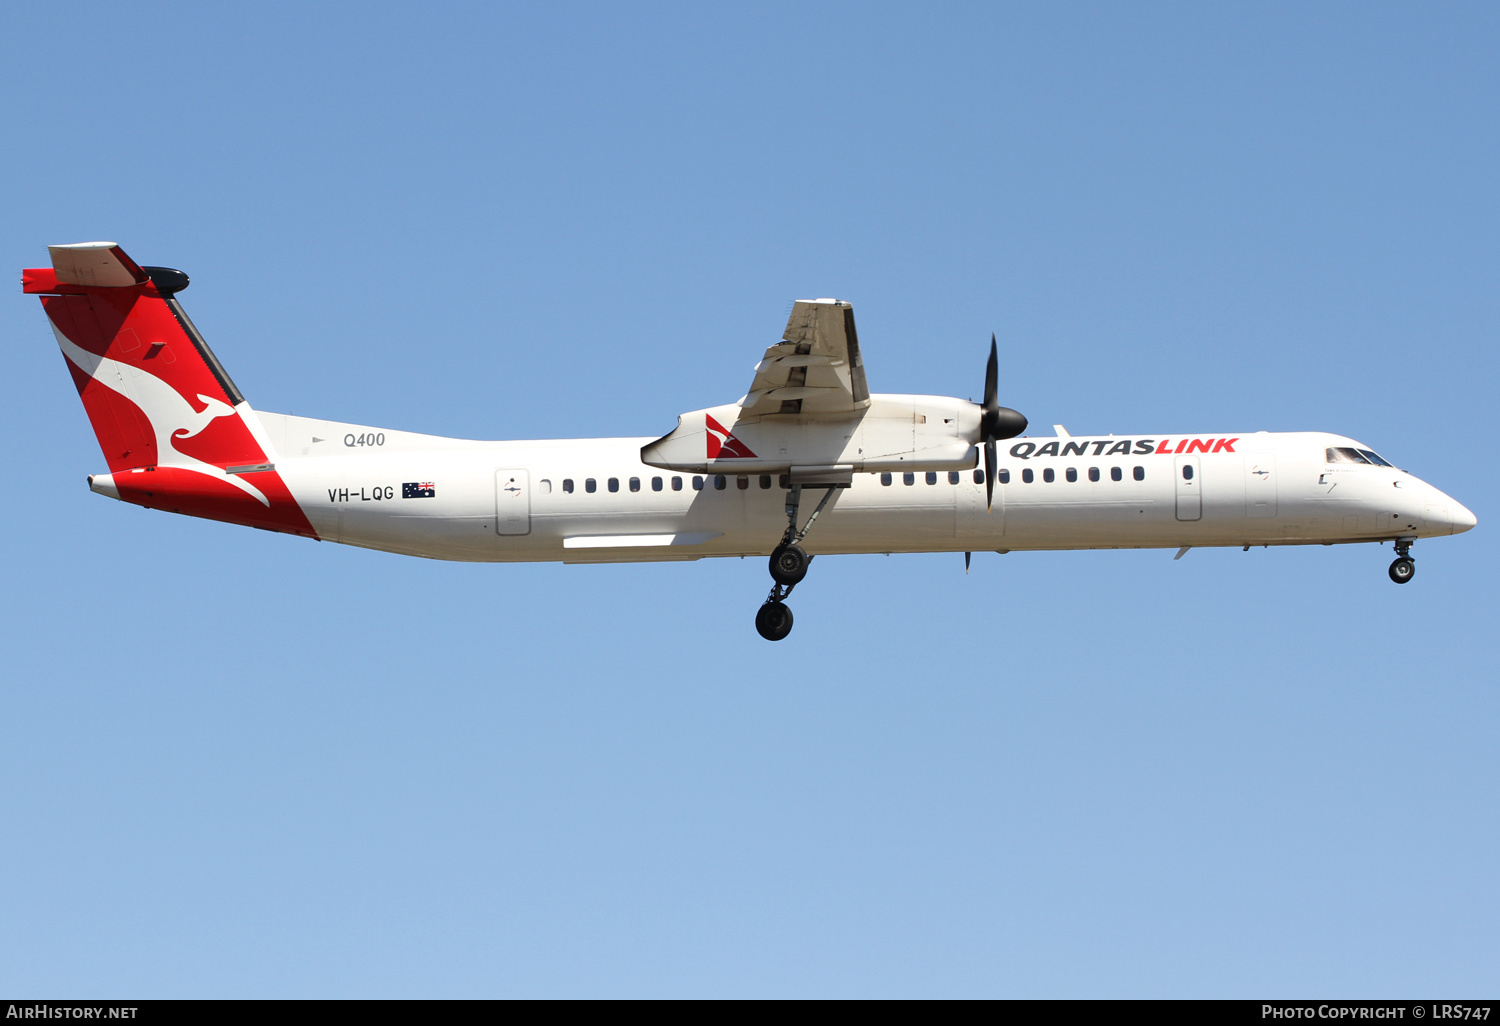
<box><xmin>755</xmin><ymin>483</ymin><xmax>840</xmax><ymax>640</ymax></box>
<box><xmin>1389</xmin><ymin>538</ymin><xmax>1415</xmax><ymax>585</ymax></box>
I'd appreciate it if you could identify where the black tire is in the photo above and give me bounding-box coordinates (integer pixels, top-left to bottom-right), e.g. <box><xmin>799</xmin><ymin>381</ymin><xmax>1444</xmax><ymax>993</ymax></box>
<box><xmin>755</xmin><ymin>601</ymin><xmax>794</xmax><ymax>641</ymax></box>
<box><xmin>1389</xmin><ymin>557</ymin><xmax>1415</xmax><ymax>584</ymax></box>
<box><xmin>769</xmin><ymin>543</ymin><xmax>810</xmax><ymax>586</ymax></box>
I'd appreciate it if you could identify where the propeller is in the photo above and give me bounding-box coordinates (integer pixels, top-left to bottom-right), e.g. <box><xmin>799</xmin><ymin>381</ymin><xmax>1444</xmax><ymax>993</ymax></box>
<box><xmin>979</xmin><ymin>333</ymin><xmax>1028</xmax><ymax>511</ymax></box>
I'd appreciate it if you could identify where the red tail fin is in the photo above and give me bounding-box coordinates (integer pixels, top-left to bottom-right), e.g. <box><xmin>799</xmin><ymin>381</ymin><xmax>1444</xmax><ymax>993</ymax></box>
<box><xmin>27</xmin><ymin>242</ymin><xmax>316</xmax><ymax>538</ymax></box>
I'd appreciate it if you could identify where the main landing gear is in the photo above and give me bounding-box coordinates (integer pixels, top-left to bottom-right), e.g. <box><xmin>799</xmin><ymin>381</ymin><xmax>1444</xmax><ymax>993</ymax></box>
<box><xmin>756</xmin><ymin>483</ymin><xmax>841</xmax><ymax>641</ymax></box>
<box><xmin>1388</xmin><ymin>538</ymin><xmax>1416</xmax><ymax>585</ymax></box>
<box><xmin>755</xmin><ymin>599</ymin><xmax>794</xmax><ymax>641</ymax></box>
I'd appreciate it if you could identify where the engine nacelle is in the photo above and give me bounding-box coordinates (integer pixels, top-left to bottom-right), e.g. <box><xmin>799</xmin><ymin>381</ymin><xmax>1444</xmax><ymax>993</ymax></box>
<box><xmin>641</xmin><ymin>394</ymin><xmax>981</xmax><ymax>475</ymax></box>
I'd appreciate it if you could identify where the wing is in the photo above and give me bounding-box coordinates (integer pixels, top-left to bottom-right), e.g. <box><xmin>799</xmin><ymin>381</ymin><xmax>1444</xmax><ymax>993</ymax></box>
<box><xmin>738</xmin><ymin>299</ymin><xmax>871</xmax><ymax>416</ymax></box>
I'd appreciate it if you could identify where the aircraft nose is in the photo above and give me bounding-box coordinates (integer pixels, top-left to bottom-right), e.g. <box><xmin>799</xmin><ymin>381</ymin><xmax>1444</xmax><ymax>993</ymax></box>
<box><xmin>1452</xmin><ymin>500</ymin><xmax>1477</xmax><ymax>534</ymax></box>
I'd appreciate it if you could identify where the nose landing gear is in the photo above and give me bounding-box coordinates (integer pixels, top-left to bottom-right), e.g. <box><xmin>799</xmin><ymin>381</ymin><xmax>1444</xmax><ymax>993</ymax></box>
<box><xmin>755</xmin><ymin>482</ymin><xmax>841</xmax><ymax>640</ymax></box>
<box><xmin>1388</xmin><ymin>538</ymin><xmax>1415</xmax><ymax>584</ymax></box>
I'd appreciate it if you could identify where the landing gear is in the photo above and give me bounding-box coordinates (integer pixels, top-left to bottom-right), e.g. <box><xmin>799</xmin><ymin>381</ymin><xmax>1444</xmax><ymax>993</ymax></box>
<box><xmin>1388</xmin><ymin>539</ymin><xmax>1415</xmax><ymax>584</ymax></box>
<box><xmin>755</xmin><ymin>600</ymin><xmax>794</xmax><ymax>641</ymax></box>
<box><xmin>770</xmin><ymin>543</ymin><xmax>809</xmax><ymax>586</ymax></box>
<box><xmin>753</xmin><ymin>481</ymin><xmax>842</xmax><ymax>640</ymax></box>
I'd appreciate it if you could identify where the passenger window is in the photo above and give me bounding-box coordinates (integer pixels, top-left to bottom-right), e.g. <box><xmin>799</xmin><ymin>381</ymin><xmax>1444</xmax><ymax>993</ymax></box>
<box><xmin>881</xmin><ymin>472</ymin><xmax>892</xmax><ymax>486</ymax></box>
<box><xmin>585</xmin><ymin>478</ymin><xmax>597</xmax><ymax>493</ymax></box>
<box><xmin>608</xmin><ymin>477</ymin><xmax>619</xmax><ymax>492</ymax></box>
<box><xmin>1133</xmin><ymin>466</ymin><xmax>1145</xmax><ymax>481</ymax></box>
<box><xmin>672</xmin><ymin>476</ymin><xmax>683</xmax><ymax>491</ymax></box>
<box><xmin>973</xmin><ymin>469</ymin><xmax>984</xmax><ymax>484</ymax></box>
<box><xmin>539</xmin><ymin>479</ymin><xmax>552</xmax><ymax>494</ymax></box>
<box><xmin>563</xmin><ymin>478</ymin><xmax>574</xmax><ymax>493</ymax></box>
<box><xmin>1043</xmin><ymin>468</ymin><xmax>1055</xmax><ymax>483</ymax></box>
<box><xmin>1111</xmin><ymin>466</ymin><xmax>1122</xmax><ymax>482</ymax></box>
<box><xmin>714</xmin><ymin>475</ymin><xmax>726</xmax><ymax>490</ymax></box>
<box><xmin>1088</xmin><ymin>467</ymin><xmax>1100</xmax><ymax>482</ymax></box>
<box><xmin>949</xmin><ymin>471</ymin><xmax>960</xmax><ymax>485</ymax></box>
<box><xmin>692</xmin><ymin>476</ymin><xmax>704</xmax><ymax>490</ymax></box>
<box><xmin>1182</xmin><ymin>465</ymin><xmax>1194</xmax><ymax>481</ymax></box>
<box><xmin>737</xmin><ymin>475</ymin><xmax>749</xmax><ymax>490</ymax></box>
<box><xmin>926</xmin><ymin>472</ymin><xmax>937</xmax><ymax>485</ymax></box>
<box><xmin>760</xmin><ymin>475</ymin><xmax>772</xmax><ymax>489</ymax></box>
<box><xmin>629</xmin><ymin>477</ymin><xmax>640</xmax><ymax>492</ymax></box>
<box><xmin>651</xmin><ymin>476</ymin><xmax>663</xmax><ymax>491</ymax></box>
<box><xmin>1022</xmin><ymin>468</ymin><xmax>1033</xmax><ymax>483</ymax></box>
<box><xmin>903</xmin><ymin>472</ymin><xmax>915</xmax><ymax>485</ymax></box>
<box><xmin>1065</xmin><ymin>468</ymin><xmax>1077</xmax><ymax>483</ymax></box>
<box><xmin>999</xmin><ymin>469</ymin><xmax>1010</xmax><ymax>484</ymax></box>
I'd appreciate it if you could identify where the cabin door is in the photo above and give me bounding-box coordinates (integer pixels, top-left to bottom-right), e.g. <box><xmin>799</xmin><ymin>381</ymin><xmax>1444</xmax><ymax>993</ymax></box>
<box><xmin>956</xmin><ymin>470</ymin><xmax>1002</xmax><ymax>540</ymax></box>
<box><xmin>495</xmin><ymin>470</ymin><xmax>531</xmax><ymax>535</ymax></box>
<box><xmin>1174</xmin><ymin>455</ymin><xmax>1202</xmax><ymax>521</ymax></box>
<box><xmin>1245</xmin><ymin>453</ymin><xmax>1278</xmax><ymax>518</ymax></box>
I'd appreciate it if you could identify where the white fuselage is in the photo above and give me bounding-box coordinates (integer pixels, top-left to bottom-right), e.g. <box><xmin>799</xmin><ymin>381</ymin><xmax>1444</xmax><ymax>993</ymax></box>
<box><xmin>248</xmin><ymin>412</ymin><xmax>1475</xmax><ymax>563</ymax></box>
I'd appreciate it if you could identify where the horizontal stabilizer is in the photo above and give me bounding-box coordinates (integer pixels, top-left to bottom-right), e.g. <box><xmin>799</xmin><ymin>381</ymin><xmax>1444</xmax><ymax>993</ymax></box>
<box><xmin>47</xmin><ymin>242</ymin><xmax>148</xmax><ymax>288</ymax></box>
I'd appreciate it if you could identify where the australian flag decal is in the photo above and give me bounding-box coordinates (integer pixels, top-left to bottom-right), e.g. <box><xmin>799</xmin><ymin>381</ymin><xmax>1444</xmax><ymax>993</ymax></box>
<box><xmin>402</xmin><ymin>482</ymin><xmax>435</xmax><ymax>499</ymax></box>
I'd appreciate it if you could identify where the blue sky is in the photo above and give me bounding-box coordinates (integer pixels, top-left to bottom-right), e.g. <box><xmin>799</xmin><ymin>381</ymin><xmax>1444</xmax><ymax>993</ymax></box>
<box><xmin>2</xmin><ymin>2</ymin><xmax>1496</xmax><ymax>997</ymax></box>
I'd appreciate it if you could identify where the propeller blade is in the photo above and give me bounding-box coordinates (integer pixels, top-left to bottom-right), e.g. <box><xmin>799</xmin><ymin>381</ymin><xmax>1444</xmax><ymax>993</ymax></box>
<box><xmin>965</xmin><ymin>551</ymin><xmax>971</xmax><ymax>574</ymax></box>
<box><xmin>979</xmin><ymin>333</ymin><xmax>1024</xmax><ymax>511</ymax></box>
<box><xmin>985</xmin><ymin>438</ymin><xmax>996</xmax><ymax>511</ymax></box>
<box><xmin>984</xmin><ymin>334</ymin><xmax>998</xmax><ymax>414</ymax></box>
<box><xmin>979</xmin><ymin>334</ymin><xmax>1026</xmax><ymax>439</ymax></box>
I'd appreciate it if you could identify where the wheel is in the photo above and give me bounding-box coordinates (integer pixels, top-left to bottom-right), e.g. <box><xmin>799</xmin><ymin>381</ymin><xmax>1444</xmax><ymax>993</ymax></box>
<box><xmin>769</xmin><ymin>543</ymin><xmax>809</xmax><ymax>586</ymax></box>
<box><xmin>755</xmin><ymin>601</ymin><xmax>794</xmax><ymax>641</ymax></box>
<box><xmin>1389</xmin><ymin>557</ymin><xmax>1415</xmax><ymax>584</ymax></box>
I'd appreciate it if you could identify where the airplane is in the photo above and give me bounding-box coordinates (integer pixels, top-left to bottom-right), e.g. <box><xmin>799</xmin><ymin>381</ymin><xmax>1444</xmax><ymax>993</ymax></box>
<box><xmin>27</xmin><ymin>241</ymin><xmax>1477</xmax><ymax>641</ymax></box>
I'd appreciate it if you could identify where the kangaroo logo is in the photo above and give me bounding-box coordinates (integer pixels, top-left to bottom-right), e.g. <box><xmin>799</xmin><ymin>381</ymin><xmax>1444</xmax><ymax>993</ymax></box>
<box><xmin>53</xmin><ymin>327</ymin><xmax>270</xmax><ymax>505</ymax></box>
<box><xmin>705</xmin><ymin>414</ymin><xmax>757</xmax><ymax>459</ymax></box>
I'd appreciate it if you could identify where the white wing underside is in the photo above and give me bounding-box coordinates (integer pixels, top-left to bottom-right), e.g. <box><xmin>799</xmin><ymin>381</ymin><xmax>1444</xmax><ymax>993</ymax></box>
<box><xmin>738</xmin><ymin>299</ymin><xmax>871</xmax><ymax>416</ymax></box>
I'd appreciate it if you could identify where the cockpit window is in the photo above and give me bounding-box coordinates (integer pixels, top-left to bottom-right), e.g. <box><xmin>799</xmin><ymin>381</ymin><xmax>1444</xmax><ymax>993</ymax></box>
<box><xmin>1326</xmin><ymin>446</ymin><xmax>1396</xmax><ymax>467</ymax></box>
